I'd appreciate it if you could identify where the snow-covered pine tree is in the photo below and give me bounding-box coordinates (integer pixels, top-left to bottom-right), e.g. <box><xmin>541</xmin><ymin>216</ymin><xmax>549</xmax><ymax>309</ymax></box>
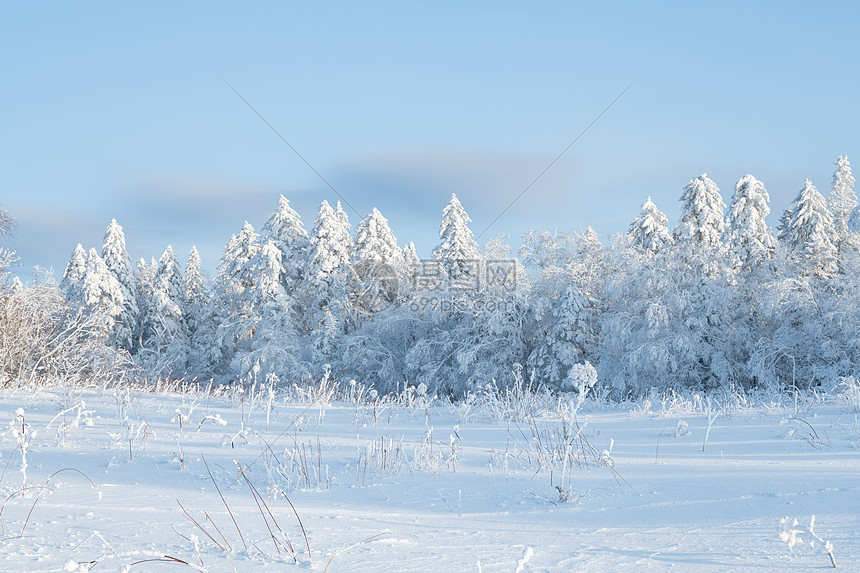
<box><xmin>214</xmin><ymin>222</ymin><xmax>261</xmax><ymax>312</ymax></box>
<box><xmin>101</xmin><ymin>219</ymin><xmax>139</xmax><ymax>351</ymax></box>
<box><xmin>81</xmin><ymin>248</ymin><xmax>123</xmax><ymax>336</ymax></box>
<box><xmin>301</xmin><ymin>200</ymin><xmax>353</xmax><ymax>364</ymax></box>
<box><xmin>777</xmin><ymin>206</ymin><xmax>793</xmax><ymax>242</ymax></box>
<box><xmin>138</xmin><ymin>245</ymin><xmax>190</xmax><ymax>374</ymax></box>
<box><xmin>628</xmin><ymin>197</ymin><xmax>673</xmax><ymax>254</ymax></box>
<box><xmin>153</xmin><ymin>245</ymin><xmax>187</xmax><ymax>336</ymax></box>
<box><xmin>211</xmin><ymin>222</ymin><xmax>261</xmax><ymax>373</ymax></box>
<box><xmin>134</xmin><ymin>257</ymin><xmax>158</xmax><ymax>349</ymax></box>
<box><xmin>828</xmin><ymin>156</ymin><xmax>860</xmax><ymax>268</ymax></box>
<box><xmin>335</xmin><ymin>201</ymin><xmax>351</xmax><ymax>231</ymax></box>
<box><xmin>401</xmin><ymin>241</ymin><xmax>420</xmax><ymax>298</ymax></box>
<box><xmin>400</xmin><ymin>195</ymin><xmax>483</xmax><ymax>394</ymax></box>
<box><xmin>301</xmin><ymin>201</ymin><xmax>352</xmax><ymax>312</ymax></box>
<box><xmin>433</xmin><ymin>193</ymin><xmax>481</xmax><ymax>288</ymax></box>
<box><xmin>184</xmin><ymin>246</ymin><xmax>209</xmax><ymax>326</ymax></box>
<box><xmin>829</xmin><ymin>156</ymin><xmax>857</xmax><ymax>243</ymax></box>
<box><xmin>402</xmin><ymin>241</ymin><xmax>419</xmax><ymax>268</ymax></box>
<box><xmin>249</xmin><ymin>240</ymin><xmax>289</xmax><ymax>311</ymax></box>
<box><xmin>528</xmin><ymin>283</ymin><xmax>593</xmax><ymax>389</ymax></box>
<box><xmin>60</xmin><ymin>243</ymin><xmax>87</xmax><ymax>307</ymax></box>
<box><xmin>354</xmin><ymin>208</ymin><xmax>401</xmax><ymax>265</ymax></box>
<box><xmin>184</xmin><ymin>246</ymin><xmax>221</xmax><ymax>379</ymax></box>
<box><xmin>781</xmin><ymin>179</ymin><xmax>838</xmax><ymax>279</ymax></box>
<box><xmin>674</xmin><ymin>174</ymin><xmax>726</xmax><ymax>249</ymax></box>
<box><xmin>260</xmin><ymin>195</ymin><xmax>309</xmax><ymax>295</ymax></box>
<box><xmin>229</xmin><ymin>239</ymin><xmax>306</xmax><ymax>382</ymax></box>
<box><xmin>349</xmin><ymin>208</ymin><xmax>403</xmax><ymax>320</ymax></box>
<box><xmin>726</xmin><ymin>174</ymin><xmax>776</xmax><ymax>270</ymax></box>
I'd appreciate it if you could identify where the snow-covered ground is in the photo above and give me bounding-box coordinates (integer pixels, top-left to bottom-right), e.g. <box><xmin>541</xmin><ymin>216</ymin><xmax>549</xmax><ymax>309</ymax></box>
<box><xmin>0</xmin><ymin>383</ymin><xmax>857</xmax><ymax>572</ymax></box>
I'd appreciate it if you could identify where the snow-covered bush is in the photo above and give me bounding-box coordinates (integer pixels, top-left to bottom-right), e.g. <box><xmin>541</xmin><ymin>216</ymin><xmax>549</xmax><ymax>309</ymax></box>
<box><xmin>835</xmin><ymin>375</ymin><xmax>860</xmax><ymax>413</ymax></box>
<box><xmin>0</xmin><ymin>275</ymin><xmax>131</xmax><ymax>388</ymax></box>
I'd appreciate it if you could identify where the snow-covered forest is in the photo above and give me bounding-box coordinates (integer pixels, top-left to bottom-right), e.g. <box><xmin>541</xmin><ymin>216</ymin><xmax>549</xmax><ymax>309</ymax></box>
<box><xmin>2</xmin><ymin>159</ymin><xmax>859</xmax><ymax>572</ymax></box>
<box><xmin>3</xmin><ymin>156</ymin><xmax>859</xmax><ymax>398</ymax></box>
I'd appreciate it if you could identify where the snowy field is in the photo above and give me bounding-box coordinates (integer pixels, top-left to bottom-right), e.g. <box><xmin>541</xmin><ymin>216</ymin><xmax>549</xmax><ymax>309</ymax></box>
<box><xmin>0</xmin><ymin>382</ymin><xmax>857</xmax><ymax>572</ymax></box>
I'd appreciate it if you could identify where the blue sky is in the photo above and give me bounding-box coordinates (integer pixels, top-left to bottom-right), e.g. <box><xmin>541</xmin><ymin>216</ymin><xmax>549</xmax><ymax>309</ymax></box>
<box><xmin>2</xmin><ymin>1</ymin><xmax>858</xmax><ymax>277</ymax></box>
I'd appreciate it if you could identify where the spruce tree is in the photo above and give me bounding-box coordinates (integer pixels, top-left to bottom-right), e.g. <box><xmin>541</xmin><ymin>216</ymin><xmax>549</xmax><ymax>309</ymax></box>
<box><xmin>184</xmin><ymin>246</ymin><xmax>209</xmax><ymax>322</ymax></box>
<box><xmin>81</xmin><ymin>248</ymin><xmax>123</xmax><ymax>335</ymax></box>
<box><xmin>354</xmin><ymin>208</ymin><xmax>401</xmax><ymax>265</ymax></box>
<box><xmin>260</xmin><ymin>195</ymin><xmax>309</xmax><ymax>294</ymax></box>
<box><xmin>674</xmin><ymin>174</ymin><xmax>726</xmax><ymax>248</ymax></box>
<box><xmin>829</xmin><ymin>155</ymin><xmax>857</xmax><ymax>244</ymax></box>
<box><xmin>214</xmin><ymin>222</ymin><xmax>261</xmax><ymax>310</ymax></box>
<box><xmin>184</xmin><ymin>247</ymin><xmax>222</xmax><ymax>379</ymax></box>
<box><xmin>528</xmin><ymin>284</ymin><xmax>593</xmax><ymax>389</ymax></box>
<box><xmin>781</xmin><ymin>179</ymin><xmax>838</xmax><ymax>279</ymax></box>
<box><xmin>433</xmin><ymin>193</ymin><xmax>480</xmax><ymax>288</ymax></box>
<box><xmin>60</xmin><ymin>243</ymin><xmax>87</xmax><ymax>306</ymax></box>
<box><xmin>153</xmin><ymin>245</ymin><xmax>187</xmax><ymax>336</ymax></box>
<box><xmin>101</xmin><ymin>219</ymin><xmax>139</xmax><ymax>351</ymax></box>
<box><xmin>628</xmin><ymin>197</ymin><xmax>673</xmax><ymax>254</ymax></box>
<box><xmin>828</xmin><ymin>155</ymin><xmax>860</xmax><ymax>266</ymax></box>
<box><xmin>350</xmin><ymin>208</ymin><xmax>403</xmax><ymax>317</ymax></box>
<box><xmin>726</xmin><ymin>174</ymin><xmax>776</xmax><ymax>270</ymax></box>
<box><xmin>302</xmin><ymin>200</ymin><xmax>353</xmax><ymax>317</ymax></box>
<box><xmin>301</xmin><ymin>200</ymin><xmax>353</xmax><ymax>363</ymax></box>
<box><xmin>402</xmin><ymin>241</ymin><xmax>420</xmax><ymax>268</ymax></box>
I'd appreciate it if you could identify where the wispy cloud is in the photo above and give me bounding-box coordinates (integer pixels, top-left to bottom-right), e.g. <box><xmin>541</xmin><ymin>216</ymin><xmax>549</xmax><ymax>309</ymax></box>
<box><xmin>334</xmin><ymin>145</ymin><xmax>582</xmax><ymax>216</ymax></box>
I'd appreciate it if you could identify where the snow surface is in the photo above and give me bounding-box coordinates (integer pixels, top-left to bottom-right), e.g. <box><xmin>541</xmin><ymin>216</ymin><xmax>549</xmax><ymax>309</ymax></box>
<box><xmin>0</xmin><ymin>385</ymin><xmax>857</xmax><ymax>572</ymax></box>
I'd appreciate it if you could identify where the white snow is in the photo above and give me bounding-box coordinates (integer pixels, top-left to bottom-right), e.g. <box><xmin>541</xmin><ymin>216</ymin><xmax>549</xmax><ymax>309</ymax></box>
<box><xmin>0</xmin><ymin>384</ymin><xmax>856</xmax><ymax>571</ymax></box>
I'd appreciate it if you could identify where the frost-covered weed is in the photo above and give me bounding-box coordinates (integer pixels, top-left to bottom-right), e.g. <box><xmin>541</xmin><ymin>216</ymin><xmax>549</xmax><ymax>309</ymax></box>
<box><xmin>289</xmin><ymin>365</ymin><xmax>337</xmax><ymax>421</ymax></box>
<box><xmin>835</xmin><ymin>375</ymin><xmax>860</xmax><ymax>413</ymax></box>
<box><xmin>453</xmin><ymin>368</ymin><xmax>555</xmax><ymax>423</ymax></box>
<box><xmin>46</xmin><ymin>401</ymin><xmax>94</xmax><ymax>446</ymax></box>
<box><xmin>260</xmin><ymin>435</ymin><xmax>331</xmax><ymax>491</ymax></box>
<box><xmin>779</xmin><ymin>515</ymin><xmax>837</xmax><ymax>568</ymax></box>
<box><xmin>171</xmin><ymin>406</ymin><xmax>193</xmax><ymax>434</ymax></box>
<box><xmin>702</xmin><ymin>398</ymin><xmax>720</xmax><ymax>452</ymax></box>
<box><xmin>780</xmin><ymin>416</ymin><xmax>831</xmax><ymax>449</ymax></box>
<box><xmin>126</xmin><ymin>420</ymin><xmax>152</xmax><ymax>461</ymax></box>
<box><xmin>197</xmin><ymin>413</ymin><xmax>227</xmax><ymax>432</ymax></box>
<box><xmin>565</xmin><ymin>361</ymin><xmax>597</xmax><ymax>417</ymax></box>
<box><xmin>412</xmin><ymin>426</ymin><xmax>460</xmax><ymax>473</ymax></box>
<box><xmin>355</xmin><ymin>435</ymin><xmax>408</xmax><ymax>484</ymax></box>
<box><xmin>491</xmin><ymin>405</ymin><xmax>607</xmax><ymax>497</ymax></box>
<box><xmin>10</xmin><ymin>408</ymin><xmax>34</xmax><ymax>490</ymax></box>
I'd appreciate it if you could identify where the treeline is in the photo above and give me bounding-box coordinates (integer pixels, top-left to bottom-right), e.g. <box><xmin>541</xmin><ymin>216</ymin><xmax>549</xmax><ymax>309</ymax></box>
<box><xmin>3</xmin><ymin>156</ymin><xmax>860</xmax><ymax>397</ymax></box>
